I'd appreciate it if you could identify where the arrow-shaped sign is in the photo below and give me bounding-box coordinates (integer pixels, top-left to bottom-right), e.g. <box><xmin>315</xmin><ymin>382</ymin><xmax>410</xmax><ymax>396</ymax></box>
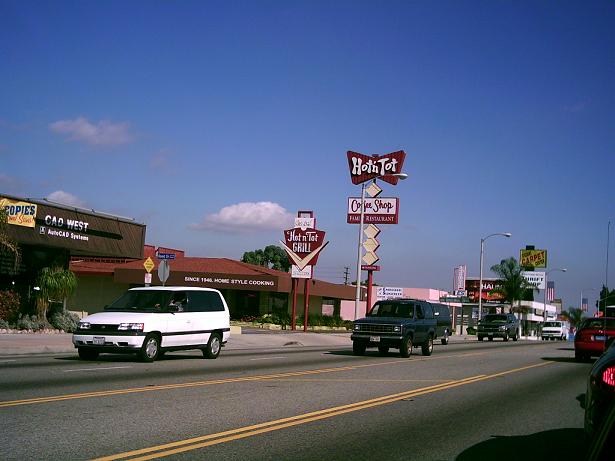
<box><xmin>363</xmin><ymin>237</ymin><xmax>380</xmax><ymax>252</ymax></box>
<box><xmin>364</xmin><ymin>224</ymin><xmax>381</xmax><ymax>239</ymax></box>
<box><xmin>279</xmin><ymin>240</ymin><xmax>329</xmax><ymax>271</ymax></box>
<box><xmin>362</xmin><ymin>251</ymin><xmax>379</xmax><ymax>265</ymax></box>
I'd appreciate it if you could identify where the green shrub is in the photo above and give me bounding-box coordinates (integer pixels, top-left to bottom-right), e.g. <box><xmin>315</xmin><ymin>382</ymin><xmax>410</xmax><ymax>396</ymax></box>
<box><xmin>0</xmin><ymin>290</ymin><xmax>21</xmax><ymax>323</ymax></box>
<box><xmin>16</xmin><ymin>314</ymin><xmax>47</xmax><ymax>331</ymax></box>
<box><xmin>0</xmin><ymin>318</ymin><xmax>10</xmax><ymax>329</ymax></box>
<box><xmin>50</xmin><ymin>310</ymin><xmax>80</xmax><ymax>332</ymax></box>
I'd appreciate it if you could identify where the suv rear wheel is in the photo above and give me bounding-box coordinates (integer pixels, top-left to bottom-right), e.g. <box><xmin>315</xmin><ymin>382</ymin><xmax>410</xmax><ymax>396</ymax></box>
<box><xmin>421</xmin><ymin>336</ymin><xmax>433</xmax><ymax>356</ymax></box>
<box><xmin>441</xmin><ymin>330</ymin><xmax>449</xmax><ymax>345</ymax></box>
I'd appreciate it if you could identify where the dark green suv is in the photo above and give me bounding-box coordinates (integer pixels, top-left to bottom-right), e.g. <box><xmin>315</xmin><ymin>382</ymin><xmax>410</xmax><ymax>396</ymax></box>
<box><xmin>477</xmin><ymin>313</ymin><xmax>519</xmax><ymax>342</ymax></box>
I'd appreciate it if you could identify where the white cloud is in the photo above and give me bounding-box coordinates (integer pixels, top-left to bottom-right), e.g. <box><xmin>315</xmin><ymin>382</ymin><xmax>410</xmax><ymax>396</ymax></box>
<box><xmin>47</xmin><ymin>190</ymin><xmax>87</xmax><ymax>208</ymax></box>
<box><xmin>49</xmin><ymin>117</ymin><xmax>135</xmax><ymax>146</ymax></box>
<box><xmin>190</xmin><ymin>202</ymin><xmax>294</xmax><ymax>233</ymax></box>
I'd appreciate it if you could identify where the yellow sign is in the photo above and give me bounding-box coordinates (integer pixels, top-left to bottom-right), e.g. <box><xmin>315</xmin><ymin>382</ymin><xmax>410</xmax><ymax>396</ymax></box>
<box><xmin>0</xmin><ymin>197</ymin><xmax>37</xmax><ymax>228</ymax></box>
<box><xmin>143</xmin><ymin>257</ymin><xmax>155</xmax><ymax>273</ymax></box>
<box><xmin>520</xmin><ymin>249</ymin><xmax>547</xmax><ymax>268</ymax></box>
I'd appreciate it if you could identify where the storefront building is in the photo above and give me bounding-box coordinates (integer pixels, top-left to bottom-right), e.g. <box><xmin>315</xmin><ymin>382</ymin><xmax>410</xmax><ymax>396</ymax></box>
<box><xmin>69</xmin><ymin>245</ymin><xmax>356</xmax><ymax>319</ymax></box>
<box><xmin>1</xmin><ymin>194</ymin><xmax>146</xmax><ymax>312</ymax></box>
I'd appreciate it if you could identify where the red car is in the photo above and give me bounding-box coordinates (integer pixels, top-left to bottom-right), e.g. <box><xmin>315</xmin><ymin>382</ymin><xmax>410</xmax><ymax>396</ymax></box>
<box><xmin>574</xmin><ymin>317</ymin><xmax>615</xmax><ymax>361</ymax></box>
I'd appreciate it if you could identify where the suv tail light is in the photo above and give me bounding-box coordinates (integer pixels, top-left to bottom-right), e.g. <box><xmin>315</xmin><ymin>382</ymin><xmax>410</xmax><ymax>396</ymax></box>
<box><xmin>602</xmin><ymin>366</ymin><xmax>615</xmax><ymax>387</ymax></box>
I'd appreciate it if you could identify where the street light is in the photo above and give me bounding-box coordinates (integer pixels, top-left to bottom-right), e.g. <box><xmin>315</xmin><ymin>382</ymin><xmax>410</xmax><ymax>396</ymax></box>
<box><xmin>478</xmin><ymin>232</ymin><xmax>512</xmax><ymax>322</ymax></box>
<box><xmin>354</xmin><ymin>173</ymin><xmax>408</xmax><ymax>320</ymax></box>
<box><xmin>543</xmin><ymin>268</ymin><xmax>567</xmax><ymax>323</ymax></box>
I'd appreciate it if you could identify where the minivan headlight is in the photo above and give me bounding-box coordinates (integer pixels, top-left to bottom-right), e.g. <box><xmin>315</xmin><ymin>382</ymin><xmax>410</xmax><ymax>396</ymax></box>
<box><xmin>78</xmin><ymin>321</ymin><xmax>91</xmax><ymax>330</ymax></box>
<box><xmin>118</xmin><ymin>323</ymin><xmax>144</xmax><ymax>331</ymax></box>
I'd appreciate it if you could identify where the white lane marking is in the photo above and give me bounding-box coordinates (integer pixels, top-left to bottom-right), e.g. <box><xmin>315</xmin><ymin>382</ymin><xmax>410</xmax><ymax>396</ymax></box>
<box><xmin>249</xmin><ymin>356</ymin><xmax>287</xmax><ymax>361</ymax></box>
<box><xmin>0</xmin><ymin>359</ymin><xmax>17</xmax><ymax>363</ymax></box>
<box><xmin>63</xmin><ymin>366</ymin><xmax>132</xmax><ymax>373</ymax></box>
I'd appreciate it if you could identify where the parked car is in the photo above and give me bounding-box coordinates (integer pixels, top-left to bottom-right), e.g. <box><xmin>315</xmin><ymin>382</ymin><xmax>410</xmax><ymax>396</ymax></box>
<box><xmin>584</xmin><ymin>338</ymin><xmax>615</xmax><ymax>458</ymax></box>
<box><xmin>574</xmin><ymin>317</ymin><xmax>615</xmax><ymax>362</ymax></box>
<box><xmin>432</xmin><ymin>303</ymin><xmax>453</xmax><ymax>345</ymax></box>
<box><xmin>541</xmin><ymin>320</ymin><xmax>570</xmax><ymax>341</ymax></box>
<box><xmin>351</xmin><ymin>299</ymin><xmax>446</xmax><ymax>357</ymax></box>
<box><xmin>72</xmin><ymin>286</ymin><xmax>230</xmax><ymax>362</ymax></box>
<box><xmin>476</xmin><ymin>313</ymin><xmax>519</xmax><ymax>342</ymax></box>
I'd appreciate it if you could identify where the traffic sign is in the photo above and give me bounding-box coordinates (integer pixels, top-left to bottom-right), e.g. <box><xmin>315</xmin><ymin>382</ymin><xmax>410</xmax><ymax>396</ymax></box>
<box><xmin>143</xmin><ymin>257</ymin><xmax>155</xmax><ymax>273</ymax></box>
<box><xmin>156</xmin><ymin>253</ymin><xmax>176</xmax><ymax>260</ymax></box>
<box><xmin>158</xmin><ymin>260</ymin><xmax>170</xmax><ymax>285</ymax></box>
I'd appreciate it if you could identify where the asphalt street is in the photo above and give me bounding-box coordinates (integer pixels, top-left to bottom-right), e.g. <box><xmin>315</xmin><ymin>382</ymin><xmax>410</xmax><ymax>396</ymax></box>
<box><xmin>0</xmin><ymin>336</ymin><xmax>591</xmax><ymax>461</ymax></box>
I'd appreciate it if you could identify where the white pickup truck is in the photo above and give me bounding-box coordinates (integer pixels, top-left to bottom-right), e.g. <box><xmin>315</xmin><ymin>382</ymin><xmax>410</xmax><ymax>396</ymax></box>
<box><xmin>541</xmin><ymin>321</ymin><xmax>570</xmax><ymax>341</ymax></box>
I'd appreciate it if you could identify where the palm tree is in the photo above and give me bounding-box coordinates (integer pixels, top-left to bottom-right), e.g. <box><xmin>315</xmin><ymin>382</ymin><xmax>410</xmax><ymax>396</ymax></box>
<box><xmin>561</xmin><ymin>307</ymin><xmax>585</xmax><ymax>332</ymax></box>
<box><xmin>35</xmin><ymin>267</ymin><xmax>78</xmax><ymax>321</ymax></box>
<box><xmin>0</xmin><ymin>209</ymin><xmax>20</xmax><ymax>272</ymax></box>
<box><xmin>489</xmin><ymin>257</ymin><xmax>533</xmax><ymax>334</ymax></box>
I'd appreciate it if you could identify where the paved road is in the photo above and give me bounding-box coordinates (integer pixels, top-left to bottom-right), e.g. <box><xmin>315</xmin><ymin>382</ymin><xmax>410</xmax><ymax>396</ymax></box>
<box><xmin>0</xmin><ymin>339</ymin><xmax>590</xmax><ymax>460</ymax></box>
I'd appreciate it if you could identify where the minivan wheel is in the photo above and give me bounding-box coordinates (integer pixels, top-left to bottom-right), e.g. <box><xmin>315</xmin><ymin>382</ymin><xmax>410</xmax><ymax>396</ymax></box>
<box><xmin>421</xmin><ymin>336</ymin><xmax>433</xmax><ymax>356</ymax></box>
<box><xmin>203</xmin><ymin>333</ymin><xmax>222</xmax><ymax>359</ymax></box>
<box><xmin>139</xmin><ymin>334</ymin><xmax>160</xmax><ymax>362</ymax></box>
<box><xmin>399</xmin><ymin>336</ymin><xmax>413</xmax><ymax>358</ymax></box>
<box><xmin>78</xmin><ymin>348</ymin><xmax>99</xmax><ymax>360</ymax></box>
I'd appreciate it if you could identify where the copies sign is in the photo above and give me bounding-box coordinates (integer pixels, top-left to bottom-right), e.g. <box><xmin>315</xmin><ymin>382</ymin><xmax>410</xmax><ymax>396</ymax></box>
<box><xmin>0</xmin><ymin>197</ymin><xmax>37</xmax><ymax>228</ymax></box>
<box><xmin>347</xmin><ymin>151</ymin><xmax>406</xmax><ymax>185</ymax></box>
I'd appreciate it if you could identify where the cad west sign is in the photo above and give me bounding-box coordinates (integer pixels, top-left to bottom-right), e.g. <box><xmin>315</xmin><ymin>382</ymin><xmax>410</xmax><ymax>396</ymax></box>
<box><xmin>2</xmin><ymin>194</ymin><xmax>146</xmax><ymax>259</ymax></box>
<box><xmin>347</xmin><ymin>151</ymin><xmax>406</xmax><ymax>185</ymax></box>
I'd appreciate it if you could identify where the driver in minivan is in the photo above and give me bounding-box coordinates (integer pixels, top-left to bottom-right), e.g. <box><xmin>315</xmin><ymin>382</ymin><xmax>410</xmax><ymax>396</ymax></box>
<box><xmin>169</xmin><ymin>293</ymin><xmax>187</xmax><ymax>311</ymax></box>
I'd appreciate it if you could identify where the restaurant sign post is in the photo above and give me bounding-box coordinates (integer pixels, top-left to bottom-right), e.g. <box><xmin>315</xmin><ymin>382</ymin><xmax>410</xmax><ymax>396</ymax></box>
<box><xmin>280</xmin><ymin>212</ymin><xmax>329</xmax><ymax>331</ymax></box>
<box><xmin>347</xmin><ymin>150</ymin><xmax>406</xmax><ymax>317</ymax></box>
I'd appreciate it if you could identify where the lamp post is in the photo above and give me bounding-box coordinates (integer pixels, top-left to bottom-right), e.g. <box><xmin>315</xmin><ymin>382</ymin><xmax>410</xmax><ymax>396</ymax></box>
<box><xmin>478</xmin><ymin>232</ymin><xmax>511</xmax><ymax>322</ymax></box>
<box><xmin>354</xmin><ymin>173</ymin><xmax>407</xmax><ymax>320</ymax></box>
<box><xmin>543</xmin><ymin>268</ymin><xmax>567</xmax><ymax>323</ymax></box>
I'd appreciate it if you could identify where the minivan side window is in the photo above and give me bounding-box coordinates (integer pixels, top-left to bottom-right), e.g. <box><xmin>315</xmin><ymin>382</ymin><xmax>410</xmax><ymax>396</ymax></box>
<box><xmin>184</xmin><ymin>291</ymin><xmax>225</xmax><ymax>312</ymax></box>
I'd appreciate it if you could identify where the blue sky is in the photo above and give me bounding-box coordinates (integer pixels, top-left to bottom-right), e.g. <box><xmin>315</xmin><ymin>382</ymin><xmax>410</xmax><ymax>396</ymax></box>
<box><xmin>1</xmin><ymin>1</ymin><xmax>613</xmax><ymax>313</ymax></box>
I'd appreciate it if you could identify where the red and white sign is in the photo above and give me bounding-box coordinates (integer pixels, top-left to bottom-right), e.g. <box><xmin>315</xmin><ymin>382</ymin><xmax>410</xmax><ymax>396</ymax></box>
<box><xmin>347</xmin><ymin>197</ymin><xmax>399</xmax><ymax>224</ymax></box>
<box><xmin>281</xmin><ymin>227</ymin><xmax>328</xmax><ymax>271</ymax></box>
<box><xmin>347</xmin><ymin>150</ymin><xmax>406</xmax><ymax>185</ymax></box>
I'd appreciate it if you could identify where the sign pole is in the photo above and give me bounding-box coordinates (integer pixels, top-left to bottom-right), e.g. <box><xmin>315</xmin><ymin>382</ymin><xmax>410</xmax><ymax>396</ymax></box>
<box><xmin>366</xmin><ymin>269</ymin><xmax>374</xmax><ymax>316</ymax></box>
<box><xmin>303</xmin><ymin>279</ymin><xmax>310</xmax><ymax>332</ymax></box>
<box><xmin>291</xmin><ymin>278</ymin><xmax>297</xmax><ymax>331</ymax></box>
<box><xmin>354</xmin><ymin>181</ymin><xmax>366</xmax><ymax>320</ymax></box>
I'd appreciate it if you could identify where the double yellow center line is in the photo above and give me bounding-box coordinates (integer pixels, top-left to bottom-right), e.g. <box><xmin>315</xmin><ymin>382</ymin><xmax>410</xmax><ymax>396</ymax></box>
<box><xmin>93</xmin><ymin>362</ymin><xmax>551</xmax><ymax>461</ymax></box>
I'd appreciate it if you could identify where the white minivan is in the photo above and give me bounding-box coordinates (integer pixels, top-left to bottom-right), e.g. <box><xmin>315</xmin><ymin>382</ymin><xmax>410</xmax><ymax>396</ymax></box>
<box><xmin>72</xmin><ymin>286</ymin><xmax>230</xmax><ymax>362</ymax></box>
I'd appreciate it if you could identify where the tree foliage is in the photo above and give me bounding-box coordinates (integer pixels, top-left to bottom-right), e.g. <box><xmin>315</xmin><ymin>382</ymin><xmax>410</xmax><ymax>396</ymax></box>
<box><xmin>597</xmin><ymin>285</ymin><xmax>615</xmax><ymax>314</ymax></box>
<box><xmin>35</xmin><ymin>267</ymin><xmax>78</xmax><ymax>321</ymax></box>
<box><xmin>241</xmin><ymin>245</ymin><xmax>290</xmax><ymax>272</ymax></box>
<box><xmin>489</xmin><ymin>257</ymin><xmax>533</xmax><ymax>312</ymax></box>
<box><xmin>561</xmin><ymin>307</ymin><xmax>586</xmax><ymax>330</ymax></box>
<box><xmin>0</xmin><ymin>209</ymin><xmax>21</xmax><ymax>272</ymax></box>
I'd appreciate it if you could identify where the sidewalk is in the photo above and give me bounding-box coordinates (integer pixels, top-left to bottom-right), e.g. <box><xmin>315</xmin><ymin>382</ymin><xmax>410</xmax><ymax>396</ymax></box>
<box><xmin>0</xmin><ymin>329</ymin><xmax>475</xmax><ymax>357</ymax></box>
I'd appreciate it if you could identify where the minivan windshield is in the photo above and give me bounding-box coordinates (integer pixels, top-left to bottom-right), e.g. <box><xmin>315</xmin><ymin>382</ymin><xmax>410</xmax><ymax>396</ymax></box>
<box><xmin>105</xmin><ymin>290</ymin><xmax>175</xmax><ymax>312</ymax></box>
<box><xmin>368</xmin><ymin>302</ymin><xmax>413</xmax><ymax>318</ymax></box>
